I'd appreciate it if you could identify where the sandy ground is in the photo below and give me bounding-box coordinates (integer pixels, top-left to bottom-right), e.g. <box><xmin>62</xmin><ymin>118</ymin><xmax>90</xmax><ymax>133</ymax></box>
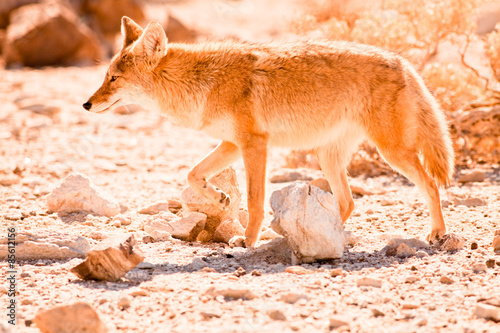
<box><xmin>1</xmin><ymin>1</ymin><xmax>500</xmax><ymax>332</ymax></box>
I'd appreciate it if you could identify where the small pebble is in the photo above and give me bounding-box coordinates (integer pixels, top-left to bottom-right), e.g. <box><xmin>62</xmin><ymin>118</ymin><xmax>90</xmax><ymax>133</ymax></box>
<box><xmin>268</xmin><ymin>309</ymin><xmax>287</xmax><ymax>321</ymax></box>
<box><xmin>439</xmin><ymin>276</ymin><xmax>454</xmax><ymax>284</ymax></box>
<box><xmin>471</xmin><ymin>242</ymin><xmax>478</xmax><ymax>250</ymax></box>
<box><xmin>117</xmin><ymin>296</ymin><xmax>132</xmax><ymax>309</ymax></box>
<box><xmin>472</xmin><ymin>263</ymin><xmax>487</xmax><ymax>273</ymax></box>
<box><xmin>329</xmin><ymin>268</ymin><xmax>343</xmax><ymax>277</ymax></box>
<box><xmin>233</xmin><ymin>267</ymin><xmax>246</xmax><ymax>277</ymax></box>
<box><xmin>357</xmin><ymin>277</ymin><xmax>382</xmax><ymax>288</ymax></box>
<box><xmin>485</xmin><ymin>259</ymin><xmax>496</xmax><ymax>268</ymax></box>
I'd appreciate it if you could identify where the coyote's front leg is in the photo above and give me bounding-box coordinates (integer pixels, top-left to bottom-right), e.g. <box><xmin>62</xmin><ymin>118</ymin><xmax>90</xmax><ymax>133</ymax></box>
<box><xmin>229</xmin><ymin>134</ymin><xmax>268</xmax><ymax>248</ymax></box>
<box><xmin>187</xmin><ymin>141</ymin><xmax>240</xmax><ymax>208</ymax></box>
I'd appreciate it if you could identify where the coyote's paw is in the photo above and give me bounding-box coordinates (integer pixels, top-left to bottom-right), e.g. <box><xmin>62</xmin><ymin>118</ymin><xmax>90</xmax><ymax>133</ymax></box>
<box><xmin>212</xmin><ymin>187</ymin><xmax>231</xmax><ymax>210</ymax></box>
<box><xmin>426</xmin><ymin>228</ymin><xmax>446</xmax><ymax>244</ymax></box>
<box><xmin>229</xmin><ymin>235</ymin><xmax>246</xmax><ymax>248</ymax></box>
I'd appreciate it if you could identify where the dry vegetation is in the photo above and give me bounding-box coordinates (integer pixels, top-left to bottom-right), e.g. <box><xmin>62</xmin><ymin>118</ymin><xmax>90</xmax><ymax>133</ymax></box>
<box><xmin>287</xmin><ymin>0</ymin><xmax>500</xmax><ymax>171</ymax></box>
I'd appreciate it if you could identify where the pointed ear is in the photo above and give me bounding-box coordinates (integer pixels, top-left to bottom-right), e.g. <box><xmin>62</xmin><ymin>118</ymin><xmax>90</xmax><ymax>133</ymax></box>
<box><xmin>131</xmin><ymin>21</ymin><xmax>168</xmax><ymax>59</ymax></box>
<box><xmin>121</xmin><ymin>16</ymin><xmax>143</xmax><ymax>48</ymax></box>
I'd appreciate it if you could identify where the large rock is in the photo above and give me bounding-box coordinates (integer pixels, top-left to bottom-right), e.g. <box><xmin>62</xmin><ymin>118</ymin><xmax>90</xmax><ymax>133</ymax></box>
<box><xmin>34</xmin><ymin>302</ymin><xmax>107</xmax><ymax>333</ymax></box>
<box><xmin>70</xmin><ymin>234</ymin><xmax>144</xmax><ymax>281</ymax></box>
<box><xmin>0</xmin><ymin>0</ymin><xmax>39</xmax><ymax>29</ymax></box>
<box><xmin>46</xmin><ymin>173</ymin><xmax>120</xmax><ymax>217</ymax></box>
<box><xmin>3</xmin><ymin>1</ymin><xmax>101</xmax><ymax>67</ymax></box>
<box><xmin>270</xmin><ymin>182</ymin><xmax>345</xmax><ymax>264</ymax></box>
<box><xmin>164</xmin><ymin>13</ymin><xmax>196</xmax><ymax>43</ymax></box>
<box><xmin>80</xmin><ymin>0</ymin><xmax>145</xmax><ymax>36</ymax></box>
<box><xmin>181</xmin><ymin>167</ymin><xmax>242</xmax><ymax>233</ymax></box>
<box><xmin>0</xmin><ymin>230</ymin><xmax>90</xmax><ymax>260</ymax></box>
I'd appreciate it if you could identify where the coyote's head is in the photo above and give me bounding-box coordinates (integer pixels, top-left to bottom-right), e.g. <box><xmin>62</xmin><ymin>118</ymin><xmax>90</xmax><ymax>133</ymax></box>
<box><xmin>83</xmin><ymin>17</ymin><xmax>167</xmax><ymax>113</ymax></box>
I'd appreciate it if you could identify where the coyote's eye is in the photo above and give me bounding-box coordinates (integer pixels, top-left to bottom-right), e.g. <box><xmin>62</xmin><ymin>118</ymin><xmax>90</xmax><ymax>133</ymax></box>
<box><xmin>110</xmin><ymin>76</ymin><xmax>119</xmax><ymax>82</ymax></box>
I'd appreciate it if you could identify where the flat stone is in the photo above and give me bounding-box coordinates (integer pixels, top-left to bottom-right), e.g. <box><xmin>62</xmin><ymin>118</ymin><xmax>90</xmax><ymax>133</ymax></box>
<box><xmin>205</xmin><ymin>286</ymin><xmax>256</xmax><ymax>300</ymax></box>
<box><xmin>0</xmin><ymin>230</ymin><xmax>90</xmax><ymax>260</ymax></box>
<box><xmin>284</xmin><ymin>266</ymin><xmax>314</xmax><ymax>275</ymax></box>
<box><xmin>357</xmin><ymin>277</ymin><xmax>382</xmax><ymax>288</ymax></box>
<box><xmin>455</xmin><ymin>198</ymin><xmax>487</xmax><ymax>207</ymax></box>
<box><xmin>70</xmin><ymin>234</ymin><xmax>144</xmax><ymax>282</ymax></box>
<box><xmin>138</xmin><ymin>201</ymin><xmax>170</xmax><ymax>215</ymax></box>
<box><xmin>474</xmin><ymin>303</ymin><xmax>500</xmax><ymax>322</ymax></box>
<box><xmin>34</xmin><ymin>302</ymin><xmax>106</xmax><ymax>333</ymax></box>
<box><xmin>280</xmin><ymin>293</ymin><xmax>309</xmax><ymax>304</ymax></box>
<box><xmin>0</xmin><ymin>174</ymin><xmax>20</xmax><ymax>186</ymax></box>
<box><xmin>458</xmin><ymin>170</ymin><xmax>486</xmax><ymax>183</ymax></box>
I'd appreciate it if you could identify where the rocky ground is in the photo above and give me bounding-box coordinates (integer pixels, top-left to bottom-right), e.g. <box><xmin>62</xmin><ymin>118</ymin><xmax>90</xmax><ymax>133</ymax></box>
<box><xmin>1</xmin><ymin>1</ymin><xmax>500</xmax><ymax>332</ymax></box>
<box><xmin>1</xmin><ymin>61</ymin><xmax>499</xmax><ymax>333</ymax></box>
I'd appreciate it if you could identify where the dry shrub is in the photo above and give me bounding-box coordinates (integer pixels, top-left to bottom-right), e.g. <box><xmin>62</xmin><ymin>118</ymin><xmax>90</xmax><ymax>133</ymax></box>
<box><xmin>288</xmin><ymin>0</ymin><xmax>500</xmax><ymax>170</ymax></box>
<box><xmin>422</xmin><ymin>63</ymin><xmax>487</xmax><ymax>112</ymax></box>
<box><xmin>486</xmin><ymin>23</ymin><xmax>500</xmax><ymax>81</ymax></box>
<box><xmin>295</xmin><ymin>0</ymin><xmax>483</xmax><ymax>66</ymax></box>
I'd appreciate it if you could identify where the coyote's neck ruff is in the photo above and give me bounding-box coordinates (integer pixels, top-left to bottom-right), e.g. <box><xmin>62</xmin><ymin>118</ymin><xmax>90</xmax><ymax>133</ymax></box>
<box><xmin>85</xmin><ymin>17</ymin><xmax>454</xmax><ymax>248</ymax></box>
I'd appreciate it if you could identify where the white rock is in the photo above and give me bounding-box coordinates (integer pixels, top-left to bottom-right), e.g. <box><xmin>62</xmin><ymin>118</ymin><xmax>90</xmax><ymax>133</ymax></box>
<box><xmin>472</xmin><ymin>263</ymin><xmax>487</xmax><ymax>273</ymax></box>
<box><xmin>213</xmin><ymin>217</ymin><xmax>244</xmax><ymax>243</ymax></box>
<box><xmin>474</xmin><ymin>303</ymin><xmax>500</xmax><ymax>322</ymax></box>
<box><xmin>149</xmin><ymin>230</ymin><xmax>172</xmax><ymax>242</ymax></box>
<box><xmin>356</xmin><ymin>277</ymin><xmax>382</xmax><ymax>288</ymax></box>
<box><xmin>46</xmin><ymin>173</ymin><xmax>120</xmax><ymax>217</ymax></box>
<box><xmin>34</xmin><ymin>302</ymin><xmax>107</xmax><ymax>333</ymax></box>
<box><xmin>0</xmin><ymin>230</ymin><xmax>90</xmax><ymax>260</ymax></box>
<box><xmin>270</xmin><ymin>182</ymin><xmax>345</xmax><ymax>264</ymax></box>
<box><xmin>112</xmin><ymin>214</ymin><xmax>132</xmax><ymax>226</ymax></box>
<box><xmin>138</xmin><ymin>201</ymin><xmax>170</xmax><ymax>215</ymax></box>
<box><xmin>143</xmin><ymin>212</ymin><xmax>206</xmax><ymax>241</ymax></box>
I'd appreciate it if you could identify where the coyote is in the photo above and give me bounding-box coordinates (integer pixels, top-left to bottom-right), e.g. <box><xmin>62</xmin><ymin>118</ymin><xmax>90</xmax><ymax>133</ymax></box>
<box><xmin>84</xmin><ymin>17</ymin><xmax>454</xmax><ymax>247</ymax></box>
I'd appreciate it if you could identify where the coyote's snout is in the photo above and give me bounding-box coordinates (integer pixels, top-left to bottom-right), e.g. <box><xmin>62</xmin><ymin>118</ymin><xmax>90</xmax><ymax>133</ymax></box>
<box><xmin>84</xmin><ymin>16</ymin><xmax>454</xmax><ymax>248</ymax></box>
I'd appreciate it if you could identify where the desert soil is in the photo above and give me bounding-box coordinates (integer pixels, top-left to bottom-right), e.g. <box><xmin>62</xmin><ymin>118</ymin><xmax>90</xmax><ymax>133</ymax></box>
<box><xmin>1</xmin><ymin>0</ymin><xmax>500</xmax><ymax>332</ymax></box>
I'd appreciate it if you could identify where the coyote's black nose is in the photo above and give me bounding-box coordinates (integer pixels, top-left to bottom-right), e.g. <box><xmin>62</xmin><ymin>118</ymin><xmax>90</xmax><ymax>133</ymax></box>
<box><xmin>83</xmin><ymin>102</ymin><xmax>92</xmax><ymax>110</ymax></box>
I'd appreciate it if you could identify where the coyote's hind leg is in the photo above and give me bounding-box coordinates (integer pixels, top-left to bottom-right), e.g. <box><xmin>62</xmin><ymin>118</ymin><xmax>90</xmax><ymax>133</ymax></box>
<box><xmin>187</xmin><ymin>141</ymin><xmax>240</xmax><ymax>209</ymax></box>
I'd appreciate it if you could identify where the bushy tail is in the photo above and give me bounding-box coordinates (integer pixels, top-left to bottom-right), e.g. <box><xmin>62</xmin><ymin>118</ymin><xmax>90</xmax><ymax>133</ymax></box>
<box><xmin>412</xmin><ymin>74</ymin><xmax>455</xmax><ymax>186</ymax></box>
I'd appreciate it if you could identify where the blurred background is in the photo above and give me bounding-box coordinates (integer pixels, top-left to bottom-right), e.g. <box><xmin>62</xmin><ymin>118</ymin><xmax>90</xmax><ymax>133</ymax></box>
<box><xmin>1</xmin><ymin>0</ymin><xmax>500</xmax><ymax>203</ymax></box>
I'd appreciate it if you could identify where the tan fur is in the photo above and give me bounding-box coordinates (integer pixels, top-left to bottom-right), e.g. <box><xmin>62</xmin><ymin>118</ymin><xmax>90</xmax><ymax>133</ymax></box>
<box><xmin>85</xmin><ymin>17</ymin><xmax>454</xmax><ymax>247</ymax></box>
